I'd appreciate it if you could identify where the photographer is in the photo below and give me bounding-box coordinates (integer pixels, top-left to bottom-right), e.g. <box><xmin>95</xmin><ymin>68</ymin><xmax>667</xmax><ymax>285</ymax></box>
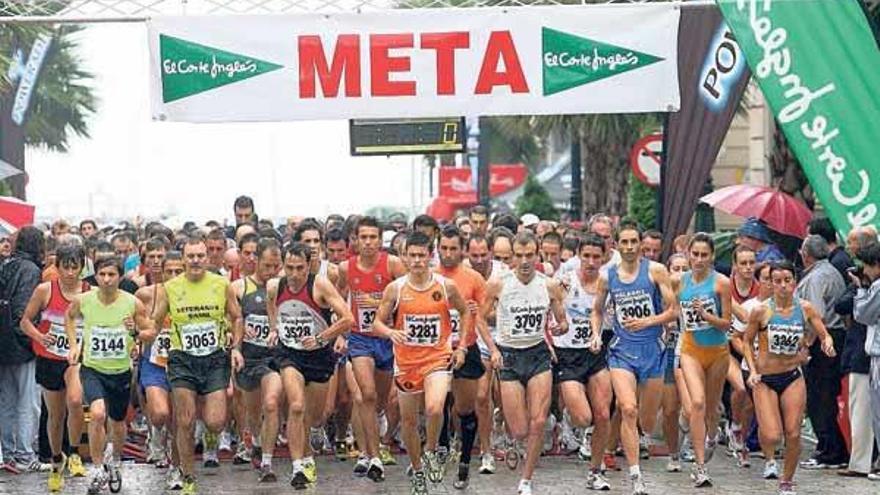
<box><xmin>851</xmin><ymin>241</ymin><xmax>880</xmax><ymax>481</ymax></box>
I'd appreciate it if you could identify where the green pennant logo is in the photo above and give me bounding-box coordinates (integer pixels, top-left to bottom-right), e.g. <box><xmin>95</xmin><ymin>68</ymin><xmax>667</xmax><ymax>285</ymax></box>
<box><xmin>159</xmin><ymin>34</ymin><xmax>283</xmax><ymax>103</ymax></box>
<box><xmin>542</xmin><ymin>27</ymin><xmax>664</xmax><ymax>96</ymax></box>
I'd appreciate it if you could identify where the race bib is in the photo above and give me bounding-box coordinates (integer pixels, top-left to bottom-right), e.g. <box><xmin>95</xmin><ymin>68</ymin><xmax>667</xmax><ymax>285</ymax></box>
<box><xmin>665</xmin><ymin>324</ymin><xmax>680</xmax><ymax>351</ymax></box>
<box><xmin>509</xmin><ymin>307</ymin><xmax>545</xmax><ymax>339</ymax></box>
<box><xmin>615</xmin><ymin>293</ymin><xmax>655</xmax><ymax>325</ymax></box>
<box><xmin>47</xmin><ymin>322</ymin><xmax>82</xmax><ymax>359</ymax></box>
<box><xmin>357</xmin><ymin>307</ymin><xmax>377</xmax><ymax>333</ymax></box>
<box><xmin>88</xmin><ymin>326</ymin><xmax>127</xmax><ymax>361</ymax></box>
<box><xmin>243</xmin><ymin>314</ymin><xmax>271</xmax><ymax>347</ymax></box>
<box><xmin>569</xmin><ymin>317</ymin><xmax>592</xmax><ymax>347</ymax></box>
<box><xmin>404</xmin><ymin>314</ymin><xmax>441</xmax><ymax>347</ymax></box>
<box><xmin>180</xmin><ymin>321</ymin><xmax>220</xmax><ymax>356</ymax></box>
<box><xmin>279</xmin><ymin>314</ymin><xmax>314</xmax><ymax>349</ymax></box>
<box><xmin>768</xmin><ymin>323</ymin><xmax>802</xmax><ymax>356</ymax></box>
<box><xmin>681</xmin><ymin>297</ymin><xmax>717</xmax><ymax>332</ymax></box>
<box><xmin>449</xmin><ymin>309</ymin><xmax>461</xmax><ymax>345</ymax></box>
<box><xmin>150</xmin><ymin>331</ymin><xmax>172</xmax><ymax>367</ymax></box>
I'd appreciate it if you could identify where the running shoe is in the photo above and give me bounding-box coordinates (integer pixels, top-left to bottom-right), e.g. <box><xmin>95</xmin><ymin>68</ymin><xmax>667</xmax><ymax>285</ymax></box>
<box><xmin>666</xmin><ymin>455</ymin><xmax>682</xmax><ymax>473</ymax></box>
<box><xmin>303</xmin><ymin>458</ymin><xmax>317</xmax><ymax>484</ymax></box>
<box><xmin>479</xmin><ymin>452</ymin><xmax>496</xmax><ymax>474</ymax></box>
<box><xmin>203</xmin><ymin>448</ymin><xmax>220</xmax><ymax>468</ymax></box>
<box><xmin>218</xmin><ymin>430</ymin><xmax>233</xmax><ymax>453</ymax></box>
<box><xmin>258</xmin><ymin>463</ymin><xmax>277</xmax><ymax>483</ymax></box>
<box><xmin>335</xmin><ymin>441</ymin><xmax>348</xmax><ymax>461</ymax></box>
<box><xmin>379</xmin><ymin>443</ymin><xmax>397</xmax><ymax>465</ymax></box>
<box><xmin>630</xmin><ymin>473</ymin><xmax>648</xmax><ymax>495</ymax></box>
<box><xmin>353</xmin><ymin>454</ymin><xmax>370</xmax><ymax>476</ymax></box>
<box><xmin>290</xmin><ymin>465</ymin><xmax>308</xmax><ymax>490</ymax></box>
<box><xmin>736</xmin><ymin>449</ymin><xmax>751</xmax><ymax>468</ymax></box>
<box><xmin>309</xmin><ymin>427</ymin><xmax>327</xmax><ymax>454</ymax></box>
<box><xmin>47</xmin><ymin>455</ymin><xmax>66</xmax><ymax>492</ymax></box>
<box><xmin>411</xmin><ymin>469</ymin><xmax>429</xmax><ymax>495</ymax></box>
<box><xmin>518</xmin><ymin>479</ymin><xmax>533</xmax><ymax>495</ymax></box>
<box><xmin>181</xmin><ymin>475</ymin><xmax>197</xmax><ymax>495</ymax></box>
<box><xmin>453</xmin><ymin>462</ymin><xmax>470</xmax><ymax>490</ymax></box>
<box><xmin>232</xmin><ymin>443</ymin><xmax>251</xmax><ymax>465</ymax></box>
<box><xmin>68</xmin><ymin>453</ymin><xmax>86</xmax><ymax>477</ymax></box>
<box><xmin>639</xmin><ymin>435</ymin><xmax>651</xmax><ymax>460</ymax></box>
<box><xmin>691</xmin><ymin>464</ymin><xmax>712</xmax><ymax>487</ymax></box>
<box><xmin>86</xmin><ymin>468</ymin><xmax>108</xmax><ymax>495</ymax></box>
<box><xmin>367</xmin><ymin>457</ymin><xmax>385</xmax><ymax>482</ymax></box>
<box><xmin>602</xmin><ymin>452</ymin><xmax>618</xmax><ymax>471</ymax></box>
<box><xmin>763</xmin><ymin>459</ymin><xmax>780</xmax><ymax>479</ymax></box>
<box><xmin>423</xmin><ymin>450</ymin><xmax>444</xmax><ymax>483</ymax></box>
<box><xmin>17</xmin><ymin>458</ymin><xmax>51</xmax><ymax>473</ymax></box>
<box><xmin>778</xmin><ymin>481</ymin><xmax>797</xmax><ymax>495</ymax></box>
<box><xmin>251</xmin><ymin>446</ymin><xmax>263</xmax><ymax>470</ymax></box>
<box><xmin>587</xmin><ymin>470</ymin><xmax>611</xmax><ymax>490</ymax></box>
<box><xmin>165</xmin><ymin>467</ymin><xmax>184</xmax><ymax>490</ymax></box>
<box><xmin>704</xmin><ymin>438</ymin><xmax>717</xmax><ymax>463</ymax></box>
<box><xmin>578</xmin><ymin>433</ymin><xmax>592</xmax><ymax>461</ymax></box>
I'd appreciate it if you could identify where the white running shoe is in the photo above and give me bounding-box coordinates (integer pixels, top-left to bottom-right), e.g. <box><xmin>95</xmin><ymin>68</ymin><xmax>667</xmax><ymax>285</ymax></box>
<box><xmin>518</xmin><ymin>479</ymin><xmax>533</xmax><ymax>495</ymax></box>
<box><xmin>218</xmin><ymin>430</ymin><xmax>233</xmax><ymax>453</ymax></box>
<box><xmin>763</xmin><ymin>459</ymin><xmax>780</xmax><ymax>479</ymax></box>
<box><xmin>587</xmin><ymin>471</ymin><xmax>611</xmax><ymax>490</ymax></box>
<box><xmin>479</xmin><ymin>452</ymin><xmax>496</xmax><ymax>474</ymax></box>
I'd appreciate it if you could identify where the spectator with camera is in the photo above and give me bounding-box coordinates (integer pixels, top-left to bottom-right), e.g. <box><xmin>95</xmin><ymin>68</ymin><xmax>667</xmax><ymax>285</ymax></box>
<box><xmin>851</xmin><ymin>240</ymin><xmax>880</xmax><ymax>481</ymax></box>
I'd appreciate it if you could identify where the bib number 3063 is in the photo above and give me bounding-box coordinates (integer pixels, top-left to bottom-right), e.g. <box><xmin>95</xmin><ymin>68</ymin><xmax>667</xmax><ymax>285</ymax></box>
<box><xmin>180</xmin><ymin>322</ymin><xmax>219</xmax><ymax>356</ymax></box>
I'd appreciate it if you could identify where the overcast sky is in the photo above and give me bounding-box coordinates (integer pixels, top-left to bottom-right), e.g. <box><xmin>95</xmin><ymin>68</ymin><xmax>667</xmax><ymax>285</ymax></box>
<box><xmin>26</xmin><ymin>23</ymin><xmax>426</xmax><ymax>227</ymax></box>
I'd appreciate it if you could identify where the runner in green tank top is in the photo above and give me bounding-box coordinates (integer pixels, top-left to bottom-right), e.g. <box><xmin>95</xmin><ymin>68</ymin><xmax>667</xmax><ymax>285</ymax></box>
<box><xmin>65</xmin><ymin>256</ymin><xmax>155</xmax><ymax>495</ymax></box>
<box><xmin>151</xmin><ymin>235</ymin><xmax>244</xmax><ymax>495</ymax></box>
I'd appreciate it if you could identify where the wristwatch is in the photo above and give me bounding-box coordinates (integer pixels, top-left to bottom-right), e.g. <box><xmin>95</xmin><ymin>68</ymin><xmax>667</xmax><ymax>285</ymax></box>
<box><xmin>315</xmin><ymin>334</ymin><xmax>327</xmax><ymax>348</ymax></box>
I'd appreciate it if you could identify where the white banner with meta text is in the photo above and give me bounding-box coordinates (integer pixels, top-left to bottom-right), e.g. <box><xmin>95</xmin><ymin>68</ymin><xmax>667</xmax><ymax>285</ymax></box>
<box><xmin>148</xmin><ymin>5</ymin><xmax>680</xmax><ymax>122</ymax></box>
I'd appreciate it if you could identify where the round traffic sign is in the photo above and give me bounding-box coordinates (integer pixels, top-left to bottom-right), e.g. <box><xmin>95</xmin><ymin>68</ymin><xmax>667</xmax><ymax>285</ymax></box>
<box><xmin>629</xmin><ymin>134</ymin><xmax>662</xmax><ymax>187</ymax></box>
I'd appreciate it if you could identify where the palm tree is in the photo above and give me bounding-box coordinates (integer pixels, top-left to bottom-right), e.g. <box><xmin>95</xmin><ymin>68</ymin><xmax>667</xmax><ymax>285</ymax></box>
<box><xmin>1</xmin><ymin>2</ymin><xmax>96</xmax><ymax>199</ymax></box>
<box><xmin>491</xmin><ymin>112</ymin><xmax>658</xmax><ymax>219</ymax></box>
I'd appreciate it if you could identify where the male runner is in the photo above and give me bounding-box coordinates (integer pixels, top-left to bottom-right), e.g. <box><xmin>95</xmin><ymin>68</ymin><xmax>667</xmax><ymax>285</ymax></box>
<box><xmin>66</xmin><ymin>256</ymin><xmax>155</xmax><ymax>495</ymax></box>
<box><xmin>591</xmin><ymin>222</ymin><xmax>678</xmax><ymax>495</ymax></box>
<box><xmin>554</xmin><ymin>234</ymin><xmax>613</xmax><ymax>491</ymax></box>
<box><xmin>467</xmin><ymin>234</ymin><xmax>506</xmax><ymax>474</ymax></box>
<box><xmin>482</xmin><ymin>231</ymin><xmax>568</xmax><ymax>495</ymax></box>
<box><xmin>20</xmin><ymin>243</ymin><xmax>90</xmax><ymax>491</ymax></box>
<box><xmin>151</xmin><ymin>236</ymin><xmax>244</xmax><ymax>495</ymax></box>
<box><xmin>435</xmin><ymin>225</ymin><xmax>492</xmax><ymax>489</ymax></box>
<box><xmin>338</xmin><ymin>216</ymin><xmax>407</xmax><ymax>481</ymax></box>
<box><xmin>373</xmin><ymin>231</ymin><xmax>471</xmax><ymax>494</ymax></box>
<box><xmin>136</xmin><ymin>251</ymin><xmax>186</xmax><ymax>488</ymax></box>
<box><xmin>268</xmin><ymin>243</ymin><xmax>353</xmax><ymax>489</ymax></box>
<box><xmin>232</xmin><ymin>238</ymin><xmax>283</xmax><ymax>482</ymax></box>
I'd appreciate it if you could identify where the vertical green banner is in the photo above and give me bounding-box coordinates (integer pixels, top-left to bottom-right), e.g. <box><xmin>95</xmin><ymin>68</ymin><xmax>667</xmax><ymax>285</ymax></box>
<box><xmin>717</xmin><ymin>0</ymin><xmax>880</xmax><ymax>235</ymax></box>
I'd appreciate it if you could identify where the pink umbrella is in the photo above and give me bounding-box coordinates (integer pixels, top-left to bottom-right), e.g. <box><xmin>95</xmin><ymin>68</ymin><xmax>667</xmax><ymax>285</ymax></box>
<box><xmin>700</xmin><ymin>185</ymin><xmax>813</xmax><ymax>238</ymax></box>
<box><xmin>0</xmin><ymin>196</ymin><xmax>35</xmax><ymax>236</ymax></box>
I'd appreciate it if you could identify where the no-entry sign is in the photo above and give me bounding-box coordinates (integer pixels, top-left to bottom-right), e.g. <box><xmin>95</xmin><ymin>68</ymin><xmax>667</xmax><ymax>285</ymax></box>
<box><xmin>630</xmin><ymin>134</ymin><xmax>663</xmax><ymax>187</ymax></box>
<box><xmin>148</xmin><ymin>6</ymin><xmax>680</xmax><ymax>122</ymax></box>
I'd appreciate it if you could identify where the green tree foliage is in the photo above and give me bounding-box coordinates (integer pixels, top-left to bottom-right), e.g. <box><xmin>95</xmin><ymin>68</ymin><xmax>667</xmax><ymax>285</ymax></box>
<box><xmin>626</xmin><ymin>172</ymin><xmax>656</xmax><ymax>229</ymax></box>
<box><xmin>0</xmin><ymin>2</ymin><xmax>96</xmax><ymax>152</ymax></box>
<box><xmin>516</xmin><ymin>175</ymin><xmax>559</xmax><ymax>221</ymax></box>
